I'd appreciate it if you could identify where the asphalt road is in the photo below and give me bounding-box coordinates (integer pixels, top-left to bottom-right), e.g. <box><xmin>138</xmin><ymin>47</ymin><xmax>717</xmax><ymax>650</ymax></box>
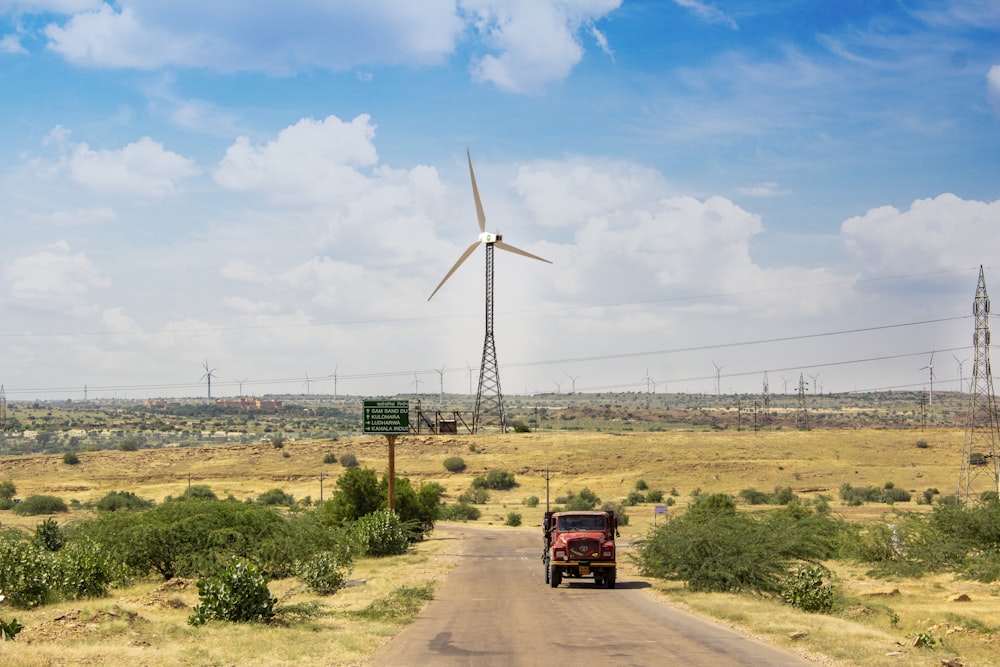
<box><xmin>372</xmin><ymin>524</ymin><xmax>815</xmax><ymax>667</ymax></box>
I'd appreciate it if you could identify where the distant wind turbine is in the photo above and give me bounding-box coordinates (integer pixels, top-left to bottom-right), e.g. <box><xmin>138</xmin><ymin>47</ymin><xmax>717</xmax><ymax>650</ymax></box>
<box><xmin>200</xmin><ymin>360</ymin><xmax>218</xmax><ymax>400</ymax></box>
<box><xmin>712</xmin><ymin>362</ymin><xmax>724</xmax><ymax>397</ymax></box>
<box><xmin>920</xmin><ymin>352</ymin><xmax>935</xmax><ymax>405</ymax></box>
<box><xmin>953</xmin><ymin>355</ymin><xmax>968</xmax><ymax>395</ymax></box>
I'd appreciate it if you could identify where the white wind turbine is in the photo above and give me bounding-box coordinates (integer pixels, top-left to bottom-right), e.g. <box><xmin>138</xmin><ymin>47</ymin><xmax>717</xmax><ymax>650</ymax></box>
<box><xmin>920</xmin><ymin>352</ymin><xmax>935</xmax><ymax>405</ymax></box>
<box><xmin>428</xmin><ymin>149</ymin><xmax>552</xmax><ymax>432</ymax></box>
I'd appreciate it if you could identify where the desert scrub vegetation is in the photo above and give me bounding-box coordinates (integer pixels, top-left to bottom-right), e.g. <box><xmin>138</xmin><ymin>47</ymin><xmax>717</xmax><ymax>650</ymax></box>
<box><xmin>471</xmin><ymin>469</ymin><xmax>517</xmax><ymax>490</ymax></box>
<box><xmin>442</xmin><ymin>456</ymin><xmax>466</xmax><ymax>472</ymax></box>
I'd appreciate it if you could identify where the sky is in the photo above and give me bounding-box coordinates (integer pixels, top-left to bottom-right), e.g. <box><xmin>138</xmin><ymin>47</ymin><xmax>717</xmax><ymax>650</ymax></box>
<box><xmin>1</xmin><ymin>0</ymin><xmax>999</xmax><ymax>402</ymax></box>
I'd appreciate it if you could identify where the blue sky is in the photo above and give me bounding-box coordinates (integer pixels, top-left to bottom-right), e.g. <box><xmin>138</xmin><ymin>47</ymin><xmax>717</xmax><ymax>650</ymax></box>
<box><xmin>1</xmin><ymin>0</ymin><xmax>999</xmax><ymax>401</ymax></box>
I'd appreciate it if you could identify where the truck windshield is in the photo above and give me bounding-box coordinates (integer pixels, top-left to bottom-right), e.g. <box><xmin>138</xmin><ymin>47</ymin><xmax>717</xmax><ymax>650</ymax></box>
<box><xmin>558</xmin><ymin>515</ymin><xmax>605</xmax><ymax>531</ymax></box>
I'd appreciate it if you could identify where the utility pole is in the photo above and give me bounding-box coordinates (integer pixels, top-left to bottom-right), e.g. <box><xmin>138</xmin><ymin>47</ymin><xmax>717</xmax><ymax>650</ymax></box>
<box><xmin>797</xmin><ymin>373</ymin><xmax>809</xmax><ymax>430</ymax></box>
<box><xmin>958</xmin><ymin>266</ymin><xmax>1000</xmax><ymax>503</ymax></box>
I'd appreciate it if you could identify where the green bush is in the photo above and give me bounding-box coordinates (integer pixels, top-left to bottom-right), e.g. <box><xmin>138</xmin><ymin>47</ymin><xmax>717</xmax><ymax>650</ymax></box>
<box><xmin>323</xmin><ymin>452</ymin><xmax>337</xmax><ymax>464</ymax></box>
<box><xmin>295</xmin><ymin>551</ymin><xmax>350</xmax><ymax>595</ymax></box>
<box><xmin>781</xmin><ymin>564</ymin><xmax>833</xmax><ymax>613</ymax></box>
<box><xmin>624</xmin><ymin>491</ymin><xmax>645</xmax><ymax>506</ymax></box>
<box><xmin>636</xmin><ymin>494</ymin><xmax>839</xmax><ymax>594</ymax></box>
<box><xmin>511</xmin><ymin>421</ymin><xmax>531</xmax><ymax>433</ymax></box>
<box><xmin>340</xmin><ymin>453</ymin><xmax>359</xmax><ymax>468</ymax></box>
<box><xmin>522</xmin><ymin>495</ymin><xmax>539</xmax><ymax>507</ymax></box>
<box><xmin>189</xmin><ymin>557</ymin><xmax>276</xmax><ymax>625</ymax></box>
<box><xmin>443</xmin><ymin>456</ymin><xmax>466</xmax><ymax>473</ymax></box>
<box><xmin>177</xmin><ymin>485</ymin><xmax>218</xmax><ymax>501</ymax></box>
<box><xmin>635</xmin><ymin>479</ymin><xmax>649</xmax><ymax>491</ymax></box>
<box><xmin>645</xmin><ymin>489</ymin><xmax>664</xmax><ymax>503</ymax></box>
<box><xmin>62</xmin><ymin>452</ymin><xmax>80</xmax><ymax>465</ymax></box>
<box><xmin>564</xmin><ymin>487</ymin><xmax>600</xmax><ymax>511</ymax></box>
<box><xmin>505</xmin><ymin>512</ymin><xmax>522</xmax><ymax>527</ymax></box>
<box><xmin>96</xmin><ymin>490</ymin><xmax>154</xmax><ymax>512</ymax></box>
<box><xmin>0</xmin><ymin>481</ymin><xmax>15</xmax><ymax>500</ymax></box>
<box><xmin>56</xmin><ymin>537</ymin><xmax>127</xmax><ymax>600</ymax></box>
<box><xmin>458</xmin><ymin>487</ymin><xmax>489</xmax><ymax>504</ymax></box>
<box><xmin>0</xmin><ymin>538</ymin><xmax>58</xmax><ymax>608</ymax></box>
<box><xmin>471</xmin><ymin>470</ymin><xmax>516</xmax><ymax>490</ymax></box>
<box><xmin>13</xmin><ymin>495</ymin><xmax>68</xmax><ymax>516</ymax></box>
<box><xmin>351</xmin><ymin>509</ymin><xmax>413</xmax><ymax>557</ymax></box>
<box><xmin>257</xmin><ymin>488</ymin><xmax>295</xmax><ymax>506</ymax></box>
<box><xmin>439</xmin><ymin>502</ymin><xmax>481</xmax><ymax>521</ymax></box>
<box><xmin>33</xmin><ymin>518</ymin><xmax>64</xmax><ymax>552</ymax></box>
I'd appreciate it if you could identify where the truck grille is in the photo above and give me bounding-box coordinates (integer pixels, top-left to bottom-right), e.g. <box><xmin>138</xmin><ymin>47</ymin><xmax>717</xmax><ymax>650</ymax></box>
<box><xmin>568</xmin><ymin>538</ymin><xmax>600</xmax><ymax>559</ymax></box>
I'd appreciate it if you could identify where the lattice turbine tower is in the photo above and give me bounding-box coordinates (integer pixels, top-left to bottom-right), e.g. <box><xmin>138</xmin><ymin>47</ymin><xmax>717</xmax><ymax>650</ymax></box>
<box><xmin>958</xmin><ymin>265</ymin><xmax>1000</xmax><ymax>503</ymax></box>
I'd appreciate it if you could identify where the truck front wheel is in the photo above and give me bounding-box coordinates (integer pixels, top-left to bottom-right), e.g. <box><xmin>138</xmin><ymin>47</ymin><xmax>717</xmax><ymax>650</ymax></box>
<box><xmin>549</xmin><ymin>565</ymin><xmax>562</xmax><ymax>588</ymax></box>
<box><xmin>606</xmin><ymin>569</ymin><xmax>617</xmax><ymax>589</ymax></box>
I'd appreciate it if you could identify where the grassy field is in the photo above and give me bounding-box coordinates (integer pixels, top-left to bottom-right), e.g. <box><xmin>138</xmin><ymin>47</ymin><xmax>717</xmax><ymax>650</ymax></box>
<box><xmin>1</xmin><ymin>428</ymin><xmax>998</xmax><ymax>665</ymax></box>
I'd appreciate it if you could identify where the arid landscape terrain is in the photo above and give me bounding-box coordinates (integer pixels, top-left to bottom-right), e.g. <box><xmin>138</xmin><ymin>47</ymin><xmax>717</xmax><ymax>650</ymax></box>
<box><xmin>0</xmin><ymin>393</ymin><xmax>997</xmax><ymax>665</ymax></box>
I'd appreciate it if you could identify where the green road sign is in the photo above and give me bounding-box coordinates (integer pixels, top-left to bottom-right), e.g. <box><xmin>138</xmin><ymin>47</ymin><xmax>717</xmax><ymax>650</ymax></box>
<box><xmin>363</xmin><ymin>400</ymin><xmax>410</xmax><ymax>434</ymax></box>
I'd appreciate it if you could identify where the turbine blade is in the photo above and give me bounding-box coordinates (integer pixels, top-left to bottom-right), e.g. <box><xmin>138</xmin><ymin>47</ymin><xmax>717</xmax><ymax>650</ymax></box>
<box><xmin>428</xmin><ymin>241</ymin><xmax>480</xmax><ymax>300</ymax></box>
<box><xmin>468</xmin><ymin>149</ymin><xmax>486</xmax><ymax>234</ymax></box>
<box><xmin>495</xmin><ymin>240</ymin><xmax>552</xmax><ymax>264</ymax></box>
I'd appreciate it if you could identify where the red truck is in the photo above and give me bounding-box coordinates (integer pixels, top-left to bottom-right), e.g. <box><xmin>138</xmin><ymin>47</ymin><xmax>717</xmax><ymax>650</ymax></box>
<box><xmin>543</xmin><ymin>510</ymin><xmax>618</xmax><ymax>588</ymax></box>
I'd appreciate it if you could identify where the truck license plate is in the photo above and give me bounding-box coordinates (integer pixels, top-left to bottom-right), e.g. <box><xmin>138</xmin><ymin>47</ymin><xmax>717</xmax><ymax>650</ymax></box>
<box><xmin>579</xmin><ymin>565</ymin><xmax>590</xmax><ymax>575</ymax></box>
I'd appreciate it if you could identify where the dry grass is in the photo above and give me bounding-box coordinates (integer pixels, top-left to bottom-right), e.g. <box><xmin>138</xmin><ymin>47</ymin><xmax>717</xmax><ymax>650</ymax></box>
<box><xmin>1</xmin><ymin>428</ymin><xmax>997</xmax><ymax>665</ymax></box>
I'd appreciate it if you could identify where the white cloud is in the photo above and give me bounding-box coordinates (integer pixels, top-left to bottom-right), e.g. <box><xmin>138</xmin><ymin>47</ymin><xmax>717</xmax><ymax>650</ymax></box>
<box><xmin>0</xmin><ymin>33</ymin><xmax>26</xmax><ymax>53</ymax></box>
<box><xmin>222</xmin><ymin>296</ymin><xmax>280</xmax><ymax>315</ymax></box>
<box><xmin>4</xmin><ymin>241</ymin><xmax>110</xmax><ymax>313</ymax></box>
<box><xmin>40</xmin><ymin>127</ymin><xmax>199</xmax><ymax>197</ymax></box>
<box><xmin>463</xmin><ymin>0</ymin><xmax>621</xmax><ymax>93</ymax></box>
<box><xmin>34</xmin><ymin>206</ymin><xmax>117</xmax><ymax>225</ymax></box>
<box><xmin>841</xmin><ymin>193</ymin><xmax>1000</xmax><ymax>273</ymax></box>
<box><xmin>214</xmin><ymin>114</ymin><xmax>377</xmax><ymax>204</ymax></box>
<box><xmin>41</xmin><ymin>0</ymin><xmax>462</xmax><ymax>73</ymax></box>
<box><xmin>736</xmin><ymin>181</ymin><xmax>789</xmax><ymax>198</ymax></box>
<box><xmin>988</xmin><ymin>64</ymin><xmax>1000</xmax><ymax>110</ymax></box>
<box><xmin>673</xmin><ymin>0</ymin><xmax>738</xmax><ymax>30</ymax></box>
<box><xmin>220</xmin><ymin>260</ymin><xmax>273</xmax><ymax>284</ymax></box>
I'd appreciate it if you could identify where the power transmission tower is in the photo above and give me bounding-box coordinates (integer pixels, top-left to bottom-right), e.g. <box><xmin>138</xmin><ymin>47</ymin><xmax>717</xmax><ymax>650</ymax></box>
<box><xmin>958</xmin><ymin>266</ymin><xmax>1000</xmax><ymax>503</ymax></box>
<box><xmin>797</xmin><ymin>373</ymin><xmax>809</xmax><ymax>430</ymax></box>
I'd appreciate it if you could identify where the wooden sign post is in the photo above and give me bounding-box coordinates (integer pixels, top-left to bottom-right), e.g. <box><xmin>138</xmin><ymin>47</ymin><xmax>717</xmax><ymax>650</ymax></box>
<box><xmin>362</xmin><ymin>400</ymin><xmax>409</xmax><ymax>512</ymax></box>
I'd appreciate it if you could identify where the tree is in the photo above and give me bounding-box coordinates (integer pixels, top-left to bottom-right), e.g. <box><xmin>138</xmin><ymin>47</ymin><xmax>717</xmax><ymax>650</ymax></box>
<box><xmin>326</xmin><ymin>467</ymin><xmax>380</xmax><ymax>522</ymax></box>
<box><xmin>0</xmin><ymin>480</ymin><xmax>15</xmax><ymax>501</ymax></box>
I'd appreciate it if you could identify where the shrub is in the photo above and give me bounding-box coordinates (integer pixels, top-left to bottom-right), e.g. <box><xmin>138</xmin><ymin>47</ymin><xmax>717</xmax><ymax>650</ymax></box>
<box><xmin>33</xmin><ymin>518</ymin><xmax>64</xmax><ymax>552</ymax></box>
<box><xmin>636</xmin><ymin>494</ymin><xmax>839</xmax><ymax>594</ymax></box>
<box><xmin>56</xmin><ymin>537</ymin><xmax>127</xmax><ymax>600</ymax></box>
<box><xmin>915</xmin><ymin>439</ymin><xmax>929</xmax><ymax>449</ymax></box>
<box><xmin>270</xmin><ymin>435</ymin><xmax>285</xmax><ymax>450</ymax></box>
<box><xmin>522</xmin><ymin>495</ymin><xmax>539</xmax><ymax>507</ymax></box>
<box><xmin>178</xmin><ymin>485</ymin><xmax>218</xmax><ymax>501</ymax></box>
<box><xmin>439</xmin><ymin>502</ymin><xmax>481</xmax><ymax>521</ymax></box>
<box><xmin>458</xmin><ymin>488</ymin><xmax>489</xmax><ymax>504</ymax></box>
<box><xmin>739</xmin><ymin>488</ymin><xmax>769</xmax><ymax>505</ymax></box>
<box><xmin>511</xmin><ymin>421</ymin><xmax>531</xmax><ymax>433</ymax></box>
<box><xmin>257</xmin><ymin>488</ymin><xmax>295</xmax><ymax>506</ymax></box>
<box><xmin>340</xmin><ymin>453</ymin><xmax>359</xmax><ymax>468</ymax></box>
<box><xmin>635</xmin><ymin>479</ymin><xmax>649</xmax><ymax>491</ymax></box>
<box><xmin>0</xmin><ymin>538</ymin><xmax>59</xmax><ymax>608</ymax></box>
<box><xmin>189</xmin><ymin>557</ymin><xmax>276</xmax><ymax>625</ymax></box>
<box><xmin>62</xmin><ymin>452</ymin><xmax>80</xmax><ymax>465</ymax></box>
<box><xmin>443</xmin><ymin>456</ymin><xmax>466</xmax><ymax>473</ymax></box>
<box><xmin>781</xmin><ymin>564</ymin><xmax>833</xmax><ymax>613</ymax></box>
<box><xmin>565</xmin><ymin>487</ymin><xmax>600</xmax><ymax>511</ymax></box>
<box><xmin>624</xmin><ymin>491</ymin><xmax>645</xmax><ymax>506</ymax></box>
<box><xmin>505</xmin><ymin>512</ymin><xmax>522</xmax><ymax>527</ymax></box>
<box><xmin>323</xmin><ymin>452</ymin><xmax>337</xmax><ymax>464</ymax></box>
<box><xmin>96</xmin><ymin>490</ymin><xmax>154</xmax><ymax>512</ymax></box>
<box><xmin>295</xmin><ymin>551</ymin><xmax>350</xmax><ymax>595</ymax></box>
<box><xmin>645</xmin><ymin>489</ymin><xmax>664</xmax><ymax>503</ymax></box>
<box><xmin>118</xmin><ymin>436</ymin><xmax>140</xmax><ymax>452</ymax></box>
<box><xmin>351</xmin><ymin>509</ymin><xmax>412</xmax><ymax>557</ymax></box>
<box><xmin>13</xmin><ymin>495</ymin><xmax>68</xmax><ymax>516</ymax></box>
<box><xmin>472</xmin><ymin>470</ymin><xmax>516</xmax><ymax>490</ymax></box>
<box><xmin>326</xmin><ymin>467</ymin><xmax>380</xmax><ymax>521</ymax></box>
<box><xmin>0</xmin><ymin>481</ymin><xmax>16</xmax><ymax>501</ymax></box>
